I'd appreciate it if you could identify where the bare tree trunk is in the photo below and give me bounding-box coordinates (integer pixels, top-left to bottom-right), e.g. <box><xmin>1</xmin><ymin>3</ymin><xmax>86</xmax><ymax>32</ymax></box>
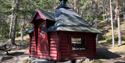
<box><xmin>9</xmin><ymin>15</ymin><xmax>13</xmax><ymax>38</ymax></box>
<box><xmin>20</xmin><ymin>16</ymin><xmax>26</xmax><ymax>41</ymax></box>
<box><xmin>73</xmin><ymin>0</ymin><xmax>77</xmax><ymax>10</ymax></box>
<box><xmin>123</xmin><ymin>1</ymin><xmax>125</xmax><ymax>20</ymax></box>
<box><xmin>20</xmin><ymin>25</ymin><xmax>24</xmax><ymax>41</ymax></box>
<box><xmin>115</xmin><ymin>0</ymin><xmax>122</xmax><ymax>46</ymax></box>
<box><xmin>92</xmin><ymin>0</ymin><xmax>98</xmax><ymax>28</ymax></box>
<box><xmin>53</xmin><ymin>0</ymin><xmax>57</xmax><ymax>9</ymax></box>
<box><xmin>110</xmin><ymin>0</ymin><xmax>115</xmax><ymax>47</ymax></box>
<box><xmin>117</xmin><ymin>14</ymin><xmax>122</xmax><ymax>46</ymax></box>
<box><xmin>10</xmin><ymin>0</ymin><xmax>20</xmax><ymax>45</ymax></box>
<box><xmin>11</xmin><ymin>15</ymin><xmax>17</xmax><ymax>45</ymax></box>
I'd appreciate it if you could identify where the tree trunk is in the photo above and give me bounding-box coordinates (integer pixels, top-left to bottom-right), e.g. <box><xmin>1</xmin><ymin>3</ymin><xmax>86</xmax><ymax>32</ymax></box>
<box><xmin>53</xmin><ymin>0</ymin><xmax>56</xmax><ymax>9</ymax></box>
<box><xmin>9</xmin><ymin>15</ymin><xmax>13</xmax><ymax>38</ymax></box>
<box><xmin>116</xmin><ymin>0</ymin><xmax>122</xmax><ymax>46</ymax></box>
<box><xmin>73</xmin><ymin>0</ymin><xmax>77</xmax><ymax>10</ymax></box>
<box><xmin>20</xmin><ymin>25</ymin><xmax>24</xmax><ymax>41</ymax></box>
<box><xmin>11</xmin><ymin>14</ymin><xmax>17</xmax><ymax>45</ymax></box>
<box><xmin>20</xmin><ymin>16</ymin><xmax>26</xmax><ymax>41</ymax></box>
<box><xmin>122</xmin><ymin>0</ymin><xmax>125</xmax><ymax>20</ymax></box>
<box><xmin>92</xmin><ymin>0</ymin><xmax>98</xmax><ymax>28</ymax></box>
<box><xmin>10</xmin><ymin>0</ymin><xmax>20</xmax><ymax>45</ymax></box>
<box><xmin>110</xmin><ymin>0</ymin><xmax>115</xmax><ymax>47</ymax></box>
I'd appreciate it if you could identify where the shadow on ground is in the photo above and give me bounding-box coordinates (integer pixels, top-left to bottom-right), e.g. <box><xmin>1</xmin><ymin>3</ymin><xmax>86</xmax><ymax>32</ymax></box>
<box><xmin>121</xmin><ymin>43</ymin><xmax>125</xmax><ymax>46</ymax></box>
<box><xmin>8</xmin><ymin>52</ymin><xmax>24</xmax><ymax>56</ymax></box>
<box><xmin>0</xmin><ymin>51</ymin><xmax>25</xmax><ymax>62</ymax></box>
<box><xmin>1</xmin><ymin>56</ymin><xmax>13</xmax><ymax>62</ymax></box>
<box><xmin>95</xmin><ymin>47</ymin><xmax>121</xmax><ymax>59</ymax></box>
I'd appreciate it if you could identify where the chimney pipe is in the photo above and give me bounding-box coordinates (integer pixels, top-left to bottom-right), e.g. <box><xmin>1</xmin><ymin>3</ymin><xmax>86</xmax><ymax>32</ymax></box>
<box><xmin>59</xmin><ymin>0</ymin><xmax>67</xmax><ymax>5</ymax></box>
<box><xmin>57</xmin><ymin>0</ymin><xmax>68</xmax><ymax>9</ymax></box>
<box><xmin>55</xmin><ymin>0</ymin><xmax>68</xmax><ymax>17</ymax></box>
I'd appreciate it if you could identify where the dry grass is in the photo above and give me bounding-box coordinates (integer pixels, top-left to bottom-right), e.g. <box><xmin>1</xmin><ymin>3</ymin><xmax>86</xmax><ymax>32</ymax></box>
<box><xmin>105</xmin><ymin>21</ymin><xmax>125</xmax><ymax>36</ymax></box>
<box><xmin>22</xmin><ymin>58</ymin><xmax>31</xmax><ymax>63</ymax></box>
<box><xmin>15</xmin><ymin>35</ymin><xmax>29</xmax><ymax>41</ymax></box>
<box><xmin>109</xmin><ymin>44</ymin><xmax>125</xmax><ymax>58</ymax></box>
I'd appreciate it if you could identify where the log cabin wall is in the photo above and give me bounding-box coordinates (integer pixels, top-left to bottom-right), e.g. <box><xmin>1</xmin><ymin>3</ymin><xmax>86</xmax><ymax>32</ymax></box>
<box><xmin>30</xmin><ymin>25</ymin><xmax>38</xmax><ymax>58</ymax></box>
<box><xmin>57</xmin><ymin>31</ymin><xmax>97</xmax><ymax>60</ymax></box>
<box><xmin>37</xmin><ymin>28</ymin><xmax>49</xmax><ymax>59</ymax></box>
<box><xmin>30</xmin><ymin>20</ymin><xmax>50</xmax><ymax>59</ymax></box>
<box><xmin>48</xmin><ymin>32</ymin><xmax>59</xmax><ymax>60</ymax></box>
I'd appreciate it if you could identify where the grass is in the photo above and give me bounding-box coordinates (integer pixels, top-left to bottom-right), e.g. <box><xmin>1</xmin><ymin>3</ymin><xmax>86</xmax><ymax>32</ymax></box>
<box><xmin>99</xmin><ymin>21</ymin><xmax>125</xmax><ymax>43</ymax></box>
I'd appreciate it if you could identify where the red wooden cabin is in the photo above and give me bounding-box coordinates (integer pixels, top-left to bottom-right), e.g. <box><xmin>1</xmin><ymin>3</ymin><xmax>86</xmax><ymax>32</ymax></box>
<box><xmin>28</xmin><ymin>0</ymin><xmax>100</xmax><ymax>61</ymax></box>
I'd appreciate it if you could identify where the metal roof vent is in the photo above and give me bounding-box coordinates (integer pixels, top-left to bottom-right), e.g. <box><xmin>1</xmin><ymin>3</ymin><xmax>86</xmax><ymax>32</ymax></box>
<box><xmin>55</xmin><ymin>0</ymin><xmax>69</xmax><ymax>17</ymax></box>
<box><xmin>57</xmin><ymin>0</ymin><xmax>68</xmax><ymax>9</ymax></box>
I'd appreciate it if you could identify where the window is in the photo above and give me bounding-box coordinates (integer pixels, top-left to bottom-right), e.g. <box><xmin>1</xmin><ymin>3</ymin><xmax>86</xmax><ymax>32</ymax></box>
<box><xmin>71</xmin><ymin>37</ymin><xmax>85</xmax><ymax>50</ymax></box>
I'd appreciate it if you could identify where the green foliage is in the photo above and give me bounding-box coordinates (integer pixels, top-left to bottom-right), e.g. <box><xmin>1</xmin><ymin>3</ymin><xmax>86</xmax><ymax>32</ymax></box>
<box><xmin>106</xmin><ymin>35</ymin><xmax>120</xmax><ymax>43</ymax></box>
<box><xmin>0</xmin><ymin>21</ymin><xmax>9</xmax><ymax>39</ymax></box>
<box><xmin>36</xmin><ymin>0</ymin><xmax>53</xmax><ymax>9</ymax></box>
<box><xmin>0</xmin><ymin>0</ymin><xmax>13</xmax><ymax>15</ymax></box>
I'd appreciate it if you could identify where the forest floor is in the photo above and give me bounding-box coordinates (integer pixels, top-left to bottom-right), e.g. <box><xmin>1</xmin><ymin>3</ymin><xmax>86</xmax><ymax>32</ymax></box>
<box><xmin>0</xmin><ymin>43</ymin><xmax>125</xmax><ymax>63</ymax></box>
<box><xmin>94</xmin><ymin>42</ymin><xmax>125</xmax><ymax>63</ymax></box>
<box><xmin>0</xmin><ymin>49</ymin><xmax>29</xmax><ymax>63</ymax></box>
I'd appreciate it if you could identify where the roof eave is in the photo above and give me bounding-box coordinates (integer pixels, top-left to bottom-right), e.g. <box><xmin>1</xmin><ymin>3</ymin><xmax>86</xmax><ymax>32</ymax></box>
<box><xmin>31</xmin><ymin>9</ymin><xmax>46</xmax><ymax>24</ymax></box>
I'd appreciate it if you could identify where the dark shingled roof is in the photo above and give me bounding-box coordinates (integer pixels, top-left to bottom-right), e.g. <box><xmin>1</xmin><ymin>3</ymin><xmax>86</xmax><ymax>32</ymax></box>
<box><xmin>39</xmin><ymin>10</ymin><xmax>55</xmax><ymax>21</ymax></box>
<box><xmin>47</xmin><ymin>8</ymin><xmax>100</xmax><ymax>33</ymax></box>
<box><xmin>33</xmin><ymin>9</ymin><xmax>100</xmax><ymax>33</ymax></box>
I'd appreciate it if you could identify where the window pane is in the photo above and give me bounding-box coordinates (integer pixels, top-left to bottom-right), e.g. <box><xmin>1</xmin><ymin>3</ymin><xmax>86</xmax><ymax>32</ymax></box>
<box><xmin>71</xmin><ymin>37</ymin><xmax>85</xmax><ymax>50</ymax></box>
<box><xmin>71</xmin><ymin>38</ymin><xmax>81</xmax><ymax>44</ymax></box>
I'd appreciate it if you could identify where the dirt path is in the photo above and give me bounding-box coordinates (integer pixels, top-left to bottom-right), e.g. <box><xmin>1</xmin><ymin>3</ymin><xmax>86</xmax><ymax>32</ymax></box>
<box><xmin>95</xmin><ymin>44</ymin><xmax>125</xmax><ymax>63</ymax></box>
<box><xmin>0</xmin><ymin>49</ymin><xmax>29</xmax><ymax>63</ymax></box>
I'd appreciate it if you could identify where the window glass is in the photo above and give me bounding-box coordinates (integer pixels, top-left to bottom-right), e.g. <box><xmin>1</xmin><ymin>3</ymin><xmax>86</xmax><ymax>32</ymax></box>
<box><xmin>71</xmin><ymin>37</ymin><xmax>85</xmax><ymax>50</ymax></box>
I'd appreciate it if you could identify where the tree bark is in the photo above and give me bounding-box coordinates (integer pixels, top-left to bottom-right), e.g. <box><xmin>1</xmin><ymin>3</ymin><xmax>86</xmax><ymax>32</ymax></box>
<box><xmin>92</xmin><ymin>0</ymin><xmax>98</xmax><ymax>28</ymax></box>
<box><xmin>11</xmin><ymin>14</ymin><xmax>17</xmax><ymax>45</ymax></box>
<box><xmin>73</xmin><ymin>0</ymin><xmax>77</xmax><ymax>10</ymax></box>
<box><xmin>20</xmin><ymin>25</ymin><xmax>24</xmax><ymax>41</ymax></box>
<box><xmin>115</xmin><ymin>0</ymin><xmax>122</xmax><ymax>46</ymax></box>
<box><xmin>10</xmin><ymin>0</ymin><xmax>20</xmax><ymax>45</ymax></box>
<box><xmin>122</xmin><ymin>0</ymin><xmax>125</xmax><ymax>20</ymax></box>
<box><xmin>110</xmin><ymin>0</ymin><xmax>115</xmax><ymax>47</ymax></box>
<box><xmin>53</xmin><ymin>0</ymin><xmax>57</xmax><ymax>9</ymax></box>
<box><xmin>9</xmin><ymin>15</ymin><xmax>13</xmax><ymax>38</ymax></box>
